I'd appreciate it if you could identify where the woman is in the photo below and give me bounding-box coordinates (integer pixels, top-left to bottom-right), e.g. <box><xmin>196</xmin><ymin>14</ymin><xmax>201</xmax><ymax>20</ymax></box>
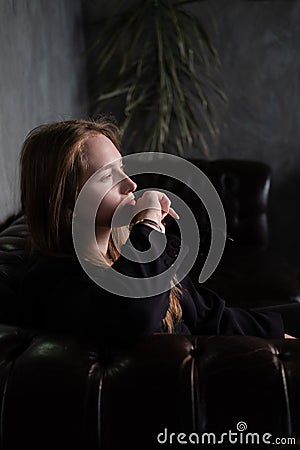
<box><xmin>19</xmin><ymin>117</ymin><xmax>295</xmax><ymax>343</ymax></box>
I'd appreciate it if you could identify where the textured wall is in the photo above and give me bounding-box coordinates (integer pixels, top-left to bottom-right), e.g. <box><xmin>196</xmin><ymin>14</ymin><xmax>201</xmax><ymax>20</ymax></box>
<box><xmin>0</xmin><ymin>0</ymin><xmax>88</xmax><ymax>223</ymax></box>
<box><xmin>204</xmin><ymin>0</ymin><xmax>300</xmax><ymax>269</ymax></box>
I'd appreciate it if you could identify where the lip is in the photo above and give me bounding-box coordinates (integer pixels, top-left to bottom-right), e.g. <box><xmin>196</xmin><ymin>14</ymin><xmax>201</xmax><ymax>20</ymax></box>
<box><xmin>124</xmin><ymin>195</ymin><xmax>136</xmax><ymax>206</ymax></box>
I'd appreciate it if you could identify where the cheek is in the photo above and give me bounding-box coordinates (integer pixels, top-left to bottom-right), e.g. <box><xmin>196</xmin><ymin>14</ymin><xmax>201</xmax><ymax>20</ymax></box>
<box><xmin>95</xmin><ymin>189</ymin><xmax>119</xmax><ymax>222</ymax></box>
<box><xmin>75</xmin><ymin>181</ymin><xmax>115</xmax><ymax>223</ymax></box>
<box><xmin>88</xmin><ymin>180</ymin><xmax>115</xmax><ymax>206</ymax></box>
<box><xmin>102</xmin><ymin>186</ymin><xmax>119</xmax><ymax>208</ymax></box>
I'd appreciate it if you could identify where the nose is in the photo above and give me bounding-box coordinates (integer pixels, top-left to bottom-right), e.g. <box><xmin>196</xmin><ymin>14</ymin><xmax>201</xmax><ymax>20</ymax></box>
<box><xmin>122</xmin><ymin>174</ymin><xmax>137</xmax><ymax>195</ymax></box>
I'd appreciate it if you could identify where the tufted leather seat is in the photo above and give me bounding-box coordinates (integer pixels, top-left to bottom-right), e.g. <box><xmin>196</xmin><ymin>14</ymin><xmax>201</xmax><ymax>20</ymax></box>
<box><xmin>193</xmin><ymin>160</ymin><xmax>300</xmax><ymax>307</ymax></box>
<box><xmin>0</xmin><ymin>327</ymin><xmax>299</xmax><ymax>449</ymax></box>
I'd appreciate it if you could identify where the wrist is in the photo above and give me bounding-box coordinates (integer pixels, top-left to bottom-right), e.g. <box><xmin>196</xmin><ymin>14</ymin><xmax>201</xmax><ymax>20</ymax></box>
<box><xmin>130</xmin><ymin>216</ymin><xmax>165</xmax><ymax>234</ymax></box>
<box><xmin>132</xmin><ymin>209</ymin><xmax>162</xmax><ymax>224</ymax></box>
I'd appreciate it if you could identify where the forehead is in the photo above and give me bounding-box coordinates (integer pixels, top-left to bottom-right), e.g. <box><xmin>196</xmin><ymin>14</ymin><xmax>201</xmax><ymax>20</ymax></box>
<box><xmin>83</xmin><ymin>134</ymin><xmax>121</xmax><ymax>174</ymax></box>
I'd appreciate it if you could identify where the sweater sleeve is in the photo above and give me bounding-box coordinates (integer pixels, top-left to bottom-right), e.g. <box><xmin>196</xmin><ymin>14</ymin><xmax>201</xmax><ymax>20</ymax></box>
<box><xmin>180</xmin><ymin>276</ymin><xmax>285</xmax><ymax>338</ymax></box>
<box><xmin>111</xmin><ymin>223</ymin><xmax>184</xmax><ymax>281</ymax></box>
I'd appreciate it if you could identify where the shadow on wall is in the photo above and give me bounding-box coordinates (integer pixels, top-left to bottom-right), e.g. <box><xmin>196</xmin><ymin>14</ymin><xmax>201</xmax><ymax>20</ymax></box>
<box><xmin>269</xmin><ymin>169</ymin><xmax>300</xmax><ymax>271</ymax></box>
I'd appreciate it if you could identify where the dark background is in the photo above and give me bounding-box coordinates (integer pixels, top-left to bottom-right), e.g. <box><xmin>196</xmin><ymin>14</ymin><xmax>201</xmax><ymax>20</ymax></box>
<box><xmin>1</xmin><ymin>0</ymin><xmax>300</xmax><ymax>271</ymax></box>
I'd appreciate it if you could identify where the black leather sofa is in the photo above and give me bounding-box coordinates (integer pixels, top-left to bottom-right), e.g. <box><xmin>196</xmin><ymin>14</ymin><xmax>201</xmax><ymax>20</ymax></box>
<box><xmin>0</xmin><ymin>159</ymin><xmax>300</xmax><ymax>449</ymax></box>
<box><xmin>0</xmin><ymin>327</ymin><xmax>300</xmax><ymax>449</ymax></box>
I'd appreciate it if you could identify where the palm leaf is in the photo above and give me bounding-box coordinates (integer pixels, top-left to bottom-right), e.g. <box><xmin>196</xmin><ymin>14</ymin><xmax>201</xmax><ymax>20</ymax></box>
<box><xmin>88</xmin><ymin>0</ymin><xmax>226</xmax><ymax>157</ymax></box>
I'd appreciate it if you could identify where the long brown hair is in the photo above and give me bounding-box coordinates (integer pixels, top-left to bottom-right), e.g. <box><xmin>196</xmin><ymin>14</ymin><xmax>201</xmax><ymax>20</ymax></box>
<box><xmin>20</xmin><ymin>117</ymin><xmax>182</xmax><ymax>333</ymax></box>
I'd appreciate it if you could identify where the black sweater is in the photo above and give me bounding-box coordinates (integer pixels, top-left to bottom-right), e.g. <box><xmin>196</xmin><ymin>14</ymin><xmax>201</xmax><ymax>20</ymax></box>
<box><xmin>19</xmin><ymin>223</ymin><xmax>284</xmax><ymax>343</ymax></box>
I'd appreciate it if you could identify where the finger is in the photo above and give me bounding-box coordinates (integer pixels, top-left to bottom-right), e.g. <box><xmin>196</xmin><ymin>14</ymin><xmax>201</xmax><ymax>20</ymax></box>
<box><xmin>159</xmin><ymin>194</ymin><xmax>180</xmax><ymax>220</ymax></box>
<box><xmin>159</xmin><ymin>193</ymin><xmax>171</xmax><ymax>212</ymax></box>
<box><xmin>284</xmin><ymin>333</ymin><xmax>297</xmax><ymax>339</ymax></box>
<box><xmin>168</xmin><ymin>207</ymin><xmax>180</xmax><ymax>220</ymax></box>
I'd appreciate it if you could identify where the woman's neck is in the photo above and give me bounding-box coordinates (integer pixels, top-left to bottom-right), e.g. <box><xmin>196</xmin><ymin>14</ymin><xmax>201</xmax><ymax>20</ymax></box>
<box><xmin>95</xmin><ymin>225</ymin><xmax>112</xmax><ymax>263</ymax></box>
<box><xmin>73</xmin><ymin>222</ymin><xmax>112</xmax><ymax>265</ymax></box>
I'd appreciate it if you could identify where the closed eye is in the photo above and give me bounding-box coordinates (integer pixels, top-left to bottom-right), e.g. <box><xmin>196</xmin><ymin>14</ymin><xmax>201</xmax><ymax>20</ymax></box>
<box><xmin>100</xmin><ymin>172</ymin><xmax>112</xmax><ymax>181</ymax></box>
<box><xmin>100</xmin><ymin>164</ymin><xmax>126</xmax><ymax>182</ymax></box>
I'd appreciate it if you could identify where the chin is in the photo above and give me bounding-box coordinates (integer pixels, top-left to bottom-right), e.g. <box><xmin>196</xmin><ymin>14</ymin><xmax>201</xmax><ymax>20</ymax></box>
<box><xmin>108</xmin><ymin>203</ymin><xmax>136</xmax><ymax>228</ymax></box>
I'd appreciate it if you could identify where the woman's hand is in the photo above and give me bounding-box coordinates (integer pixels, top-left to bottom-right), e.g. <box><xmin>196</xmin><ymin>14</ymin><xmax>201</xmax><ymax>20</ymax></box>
<box><xmin>133</xmin><ymin>191</ymin><xmax>179</xmax><ymax>224</ymax></box>
<box><xmin>284</xmin><ymin>333</ymin><xmax>297</xmax><ymax>339</ymax></box>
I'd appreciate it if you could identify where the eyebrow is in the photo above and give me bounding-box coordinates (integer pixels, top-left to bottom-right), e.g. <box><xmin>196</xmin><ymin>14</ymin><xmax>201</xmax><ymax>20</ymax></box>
<box><xmin>101</xmin><ymin>159</ymin><xmax>123</xmax><ymax>171</ymax></box>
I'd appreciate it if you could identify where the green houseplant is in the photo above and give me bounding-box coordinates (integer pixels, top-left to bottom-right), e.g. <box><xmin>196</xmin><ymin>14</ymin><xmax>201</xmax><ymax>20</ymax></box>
<box><xmin>88</xmin><ymin>0</ymin><xmax>226</xmax><ymax>156</ymax></box>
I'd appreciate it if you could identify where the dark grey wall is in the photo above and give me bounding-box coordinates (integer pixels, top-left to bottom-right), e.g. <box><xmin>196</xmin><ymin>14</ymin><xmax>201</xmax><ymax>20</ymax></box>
<box><xmin>204</xmin><ymin>0</ymin><xmax>300</xmax><ymax>270</ymax></box>
<box><xmin>83</xmin><ymin>0</ymin><xmax>300</xmax><ymax>270</ymax></box>
<box><xmin>0</xmin><ymin>0</ymin><xmax>88</xmax><ymax>223</ymax></box>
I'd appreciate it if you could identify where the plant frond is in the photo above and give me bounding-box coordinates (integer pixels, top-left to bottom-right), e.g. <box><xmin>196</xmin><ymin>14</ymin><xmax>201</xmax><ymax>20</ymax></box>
<box><xmin>88</xmin><ymin>0</ymin><xmax>226</xmax><ymax>157</ymax></box>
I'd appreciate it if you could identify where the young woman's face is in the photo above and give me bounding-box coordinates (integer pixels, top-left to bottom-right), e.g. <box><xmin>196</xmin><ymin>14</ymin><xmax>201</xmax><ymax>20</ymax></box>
<box><xmin>79</xmin><ymin>134</ymin><xmax>137</xmax><ymax>227</ymax></box>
